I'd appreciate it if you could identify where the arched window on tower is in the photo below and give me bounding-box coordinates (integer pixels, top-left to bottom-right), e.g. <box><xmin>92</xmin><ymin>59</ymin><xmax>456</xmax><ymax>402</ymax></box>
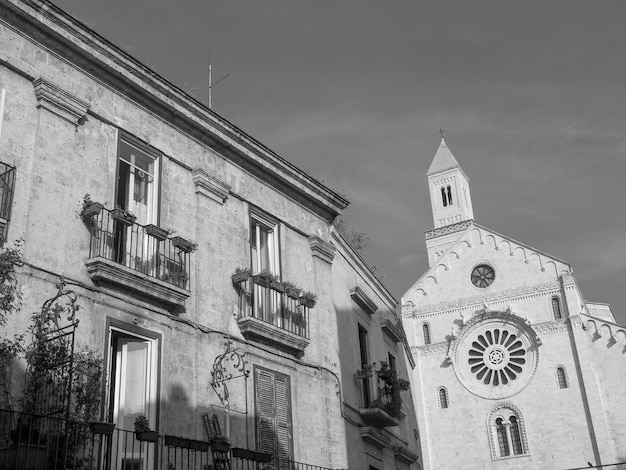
<box><xmin>551</xmin><ymin>297</ymin><xmax>563</xmax><ymax>320</ymax></box>
<box><xmin>423</xmin><ymin>323</ymin><xmax>431</xmax><ymax>345</ymax></box>
<box><xmin>447</xmin><ymin>185</ymin><xmax>453</xmax><ymax>205</ymax></box>
<box><xmin>489</xmin><ymin>405</ymin><xmax>528</xmax><ymax>459</ymax></box>
<box><xmin>556</xmin><ymin>367</ymin><xmax>568</xmax><ymax>389</ymax></box>
<box><xmin>441</xmin><ymin>187</ymin><xmax>448</xmax><ymax>207</ymax></box>
<box><xmin>437</xmin><ymin>387</ymin><xmax>449</xmax><ymax>409</ymax></box>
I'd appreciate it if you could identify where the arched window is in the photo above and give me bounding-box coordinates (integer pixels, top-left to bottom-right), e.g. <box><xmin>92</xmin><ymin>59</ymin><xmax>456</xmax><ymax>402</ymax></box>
<box><xmin>556</xmin><ymin>367</ymin><xmax>568</xmax><ymax>389</ymax></box>
<box><xmin>438</xmin><ymin>387</ymin><xmax>449</xmax><ymax>409</ymax></box>
<box><xmin>447</xmin><ymin>185</ymin><xmax>453</xmax><ymax>205</ymax></box>
<box><xmin>551</xmin><ymin>297</ymin><xmax>562</xmax><ymax>320</ymax></box>
<box><xmin>423</xmin><ymin>323</ymin><xmax>431</xmax><ymax>345</ymax></box>
<box><xmin>489</xmin><ymin>405</ymin><xmax>528</xmax><ymax>459</ymax></box>
<box><xmin>441</xmin><ymin>187</ymin><xmax>447</xmax><ymax>207</ymax></box>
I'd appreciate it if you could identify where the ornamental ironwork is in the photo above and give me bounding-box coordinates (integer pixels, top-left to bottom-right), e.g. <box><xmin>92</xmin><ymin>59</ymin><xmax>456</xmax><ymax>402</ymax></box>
<box><xmin>210</xmin><ymin>339</ymin><xmax>249</xmax><ymax>408</ymax></box>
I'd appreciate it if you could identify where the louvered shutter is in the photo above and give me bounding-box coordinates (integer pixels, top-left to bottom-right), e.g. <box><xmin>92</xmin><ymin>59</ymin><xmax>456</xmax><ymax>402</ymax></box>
<box><xmin>255</xmin><ymin>368</ymin><xmax>276</xmax><ymax>455</ymax></box>
<box><xmin>254</xmin><ymin>367</ymin><xmax>293</xmax><ymax>464</ymax></box>
<box><xmin>274</xmin><ymin>374</ymin><xmax>292</xmax><ymax>466</ymax></box>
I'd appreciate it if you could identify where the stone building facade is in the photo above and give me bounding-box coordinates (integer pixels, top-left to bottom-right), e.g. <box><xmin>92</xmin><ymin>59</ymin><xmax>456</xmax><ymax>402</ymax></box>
<box><xmin>0</xmin><ymin>1</ymin><xmax>420</xmax><ymax>469</ymax></box>
<box><xmin>402</xmin><ymin>139</ymin><xmax>626</xmax><ymax>470</ymax></box>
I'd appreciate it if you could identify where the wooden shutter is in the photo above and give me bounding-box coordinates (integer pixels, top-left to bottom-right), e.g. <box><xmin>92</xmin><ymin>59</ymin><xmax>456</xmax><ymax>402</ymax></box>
<box><xmin>254</xmin><ymin>367</ymin><xmax>293</xmax><ymax>463</ymax></box>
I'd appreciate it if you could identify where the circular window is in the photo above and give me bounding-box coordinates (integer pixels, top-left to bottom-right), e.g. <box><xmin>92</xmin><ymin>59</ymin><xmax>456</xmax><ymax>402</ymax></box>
<box><xmin>468</xmin><ymin>329</ymin><xmax>526</xmax><ymax>386</ymax></box>
<box><xmin>471</xmin><ymin>264</ymin><xmax>495</xmax><ymax>288</ymax></box>
<box><xmin>453</xmin><ymin>312</ymin><xmax>538</xmax><ymax>399</ymax></box>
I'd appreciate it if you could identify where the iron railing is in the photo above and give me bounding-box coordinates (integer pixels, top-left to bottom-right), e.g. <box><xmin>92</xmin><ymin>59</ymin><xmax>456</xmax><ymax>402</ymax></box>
<box><xmin>233</xmin><ymin>277</ymin><xmax>310</xmax><ymax>339</ymax></box>
<box><xmin>355</xmin><ymin>369</ymin><xmax>394</xmax><ymax>410</ymax></box>
<box><xmin>0</xmin><ymin>410</ymin><xmax>346</xmax><ymax>470</ymax></box>
<box><xmin>88</xmin><ymin>208</ymin><xmax>190</xmax><ymax>290</ymax></box>
<box><xmin>0</xmin><ymin>409</ymin><xmax>211</xmax><ymax>470</ymax></box>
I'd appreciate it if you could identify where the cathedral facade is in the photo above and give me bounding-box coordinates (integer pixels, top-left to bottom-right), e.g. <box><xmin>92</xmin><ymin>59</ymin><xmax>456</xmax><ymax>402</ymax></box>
<box><xmin>402</xmin><ymin>140</ymin><xmax>626</xmax><ymax>469</ymax></box>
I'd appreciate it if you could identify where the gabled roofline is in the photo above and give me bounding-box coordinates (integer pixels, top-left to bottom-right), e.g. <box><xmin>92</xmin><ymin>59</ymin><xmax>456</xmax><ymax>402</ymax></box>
<box><xmin>1</xmin><ymin>0</ymin><xmax>349</xmax><ymax>221</ymax></box>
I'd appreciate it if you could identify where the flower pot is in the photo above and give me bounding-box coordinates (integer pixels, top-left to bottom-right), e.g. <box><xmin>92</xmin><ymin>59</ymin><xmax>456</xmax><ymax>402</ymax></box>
<box><xmin>170</xmin><ymin>236</ymin><xmax>195</xmax><ymax>253</ymax></box>
<box><xmin>135</xmin><ymin>430</ymin><xmax>159</xmax><ymax>442</ymax></box>
<box><xmin>252</xmin><ymin>274</ymin><xmax>272</xmax><ymax>288</ymax></box>
<box><xmin>232</xmin><ymin>271</ymin><xmax>250</xmax><ymax>284</ymax></box>
<box><xmin>286</xmin><ymin>288</ymin><xmax>301</xmax><ymax>299</ymax></box>
<box><xmin>164</xmin><ymin>435</ymin><xmax>190</xmax><ymax>448</ymax></box>
<box><xmin>81</xmin><ymin>202</ymin><xmax>103</xmax><ymax>219</ymax></box>
<box><xmin>89</xmin><ymin>421</ymin><xmax>115</xmax><ymax>435</ymax></box>
<box><xmin>0</xmin><ymin>443</ymin><xmax>48</xmax><ymax>470</ymax></box>
<box><xmin>111</xmin><ymin>208</ymin><xmax>136</xmax><ymax>225</ymax></box>
<box><xmin>189</xmin><ymin>439</ymin><xmax>210</xmax><ymax>452</ymax></box>
<box><xmin>299</xmin><ymin>297</ymin><xmax>317</xmax><ymax>309</ymax></box>
<box><xmin>145</xmin><ymin>224</ymin><xmax>169</xmax><ymax>241</ymax></box>
<box><xmin>271</xmin><ymin>281</ymin><xmax>286</xmax><ymax>293</ymax></box>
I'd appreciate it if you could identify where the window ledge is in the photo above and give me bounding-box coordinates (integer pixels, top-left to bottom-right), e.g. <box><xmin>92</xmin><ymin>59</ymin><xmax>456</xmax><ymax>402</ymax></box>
<box><xmin>360</xmin><ymin>426</ymin><xmax>390</xmax><ymax>449</ymax></box>
<box><xmin>237</xmin><ymin>316</ymin><xmax>309</xmax><ymax>358</ymax></box>
<box><xmin>381</xmin><ymin>318</ymin><xmax>403</xmax><ymax>343</ymax></box>
<box><xmin>86</xmin><ymin>257</ymin><xmax>190</xmax><ymax>308</ymax></box>
<box><xmin>350</xmin><ymin>286</ymin><xmax>378</xmax><ymax>315</ymax></box>
<box><xmin>392</xmin><ymin>446</ymin><xmax>419</xmax><ymax>464</ymax></box>
<box><xmin>359</xmin><ymin>407</ymin><xmax>399</xmax><ymax>428</ymax></box>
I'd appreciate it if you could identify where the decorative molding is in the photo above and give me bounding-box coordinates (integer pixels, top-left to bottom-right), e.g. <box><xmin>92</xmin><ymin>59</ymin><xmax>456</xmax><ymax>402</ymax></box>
<box><xmin>417</xmin><ymin>343</ymin><xmax>448</xmax><ymax>357</ymax></box>
<box><xmin>487</xmin><ymin>403</ymin><xmax>529</xmax><ymax>461</ymax></box>
<box><xmin>86</xmin><ymin>256</ymin><xmax>190</xmax><ymax>309</ymax></box>
<box><xmin>237</xmin><ymin>316</ymin><xmax>309</xmax><ymax>358</ymax></box>
<box><xmin>392</xmin><ymin>446</ymin><xmax>419</xmax><ymax>464</ymax></box>
<box><xmin>532</xmin><ymin>320</ymin><xmax>568</xmax><ymax>337</ymax></box>
<box><xmin>33</xmin><ymin>78</ymin><xmax>89</xmax><ymax>126</ymax></box>
<box><xmin>360</xmin><ymin>426</ymin><xmax>390</xmax><ymax>448</ymax></box>
<box><xmin>425</xmin><ymin>219</ymin><xmax>473</xmax><ymax>240</ymax></box>
<box><xmin>404</xmin><ymin>280</ymin><xmax>562</xmax><ymax>317</ymax></box>
<box><xmin>308</xmin><ymin>236</ymin><xmax>336</xmax><ymax>264</ymax></box>
<box><xmin>381</xmin><ymin>318</ymin><xmax>403</xmax><ymax>343</ymax></box>
<box><xmin>350</xmin><ymin>286</ymin><xmax>378</xmax><ymax>315</ymax></box>
<box><xmin>192</xmin><ymin>168</ymin><xmax>230</xmax><ymax>204</ymax></box>
<box><xmin>359</xmin><ymin>407</ymin><xmax>399</xmax><ymax>428</ymax></box>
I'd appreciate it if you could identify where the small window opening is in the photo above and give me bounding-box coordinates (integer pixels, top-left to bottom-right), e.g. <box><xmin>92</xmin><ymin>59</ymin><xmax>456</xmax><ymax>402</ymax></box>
<box><xmin>551</xmin><ymin>297</ymin><xmax>562</xmax><ymax>320</ymax></box>
<box><xmin>423</xmin><ymin>324</ymin><xmax>431</xmax><ymax>345</ymax></box>
<box><xmin>447</xmin><ymin>185</ymin><xmax>453</xmax><ymax>205</ymax></box>
<box><xmin>438</xmin><ymin>387</ymin><xmax>448</xmax><ymax>409</ymax></box>
<box><xmin>557</xmin><ymin>367</ymin><xmax>568</xmax><ymax>389</ymax></box>
<box><xmin>441</xmin><ymin>187</ymin><xmax>447</xmax><ymax>207</ymax></box>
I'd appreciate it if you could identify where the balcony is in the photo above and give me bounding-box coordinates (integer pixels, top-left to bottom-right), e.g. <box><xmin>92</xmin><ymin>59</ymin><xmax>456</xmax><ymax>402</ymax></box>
<box><xmin>0</xmin><ymin>409</ymin><xmax>345</xmax><ymax>470</ymax></box>
<box><xmin>85</xmin><ymin>208</ymin><xmax>191</xmax><ymax>309</ymax></box>
<box><xmin>355</xmin><ymin>364</ymin><xmax>410</xmax><ymax>428</ymax></box>
<box><xmin>233</xmin><ymin>274</ymin><xmax>311</xmax><ymax>357</ymax></box>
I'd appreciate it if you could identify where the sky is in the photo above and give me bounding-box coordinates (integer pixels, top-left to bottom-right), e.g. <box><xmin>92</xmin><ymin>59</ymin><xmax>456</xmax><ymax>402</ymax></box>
<box><xmin>52</xmin><ymin>0</ymin><xmax>626</xmax><ymax>325</ymax></box>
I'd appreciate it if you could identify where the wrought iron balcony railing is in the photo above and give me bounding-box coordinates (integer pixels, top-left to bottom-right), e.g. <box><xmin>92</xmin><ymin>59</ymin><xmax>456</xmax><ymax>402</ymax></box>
<box><xmin>354</xmin><ymin>368</ymin><xmax>400</xmax><ymax>428</ymax></box>
<box><xmin>233</xmin><ymin>275</ymin><xmax>310</xmax><ymax>340</ymax></box>
<box><xmin>0</xmin><ymin>410</ymin><xmax>345</xmax><ymax>470</ymax></box>
<box><xmin>87</xmin><ymin>208</ymin><xmax>190</xmax><ymax>290</ymax></box>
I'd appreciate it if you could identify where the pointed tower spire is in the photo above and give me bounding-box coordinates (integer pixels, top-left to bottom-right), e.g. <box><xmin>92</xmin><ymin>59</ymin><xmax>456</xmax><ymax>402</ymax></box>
<box><xmin>426</xmin><ymin>137</ymin><xmax>474</xmax><ymax>229</ymax></box>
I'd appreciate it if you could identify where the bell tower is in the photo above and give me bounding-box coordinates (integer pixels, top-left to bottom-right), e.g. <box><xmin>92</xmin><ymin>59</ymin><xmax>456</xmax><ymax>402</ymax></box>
<box><xmin>425</xmin><ymin>138</ymin><xmax>475</xmax><ymax>266</ymax></box>
<box><xmin>427</xmin><ymin>138</ymin><xmax>474</xmax><ymax>229</ymax></box>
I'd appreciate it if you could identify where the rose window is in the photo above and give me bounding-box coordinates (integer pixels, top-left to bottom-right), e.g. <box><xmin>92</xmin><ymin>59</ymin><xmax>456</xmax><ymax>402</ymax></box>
<box><xmin>468</xmin><ymin>329</ymin><xmax>526</xmax><ymax>386</ymax></box>
<box><xmin>453</xmin><ymin>313</ymin><xmax>539</xmax><ymax>400</ymax></box>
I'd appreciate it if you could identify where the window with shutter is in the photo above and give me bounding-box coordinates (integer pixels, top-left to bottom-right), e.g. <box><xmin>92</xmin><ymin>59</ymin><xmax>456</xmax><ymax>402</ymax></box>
<box><xmin>254</xmin><ymin>366</ymin><xmax>293</xmax><ymax>465</ymax></box>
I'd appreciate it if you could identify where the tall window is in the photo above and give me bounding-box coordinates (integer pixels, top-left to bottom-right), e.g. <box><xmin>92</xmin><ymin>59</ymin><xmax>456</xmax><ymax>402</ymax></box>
<box><xmin>250</xmin><ymin>211</ymin><xmax>280</xmax><ymax>276</ymax></box>
<box><xmin>358</xmin><ymin>325</ymin><xmax>371</xmax><ymax>406</ymax></box>
<box><xmin>441</xmin><ymin>187</ymin><xmax>448</xmax><ymax>207</ymax></box>
<box><xmin>107</xmin><ymin>324</ymin><xmax>159</xmax><ymax>469</ymax></box>
<box><xmin>423</xmin><ymin>323</ymin><xmax>431</xmax><ymax>345</ymax></box>
<box><xmin>556</xmin><ymin>367</ymin><xmax>568</xmax><ymax>389</ymax></box>
<box><xmin>551</xmin><ymin>297</ymin><xmax>562</xmax><ymax>320</ymax></box>
<box><xmin>387</xmin><ymin>352</ymin><xmax>396</xmax><ymax>371</ymax></box>
<box><xmin>489</xmin><ymin>406</ymin><xmax>527</xmax><ymax>459</ymax></box>
<box><xmin>447</xmin><ymin>185</ymin><xmax>453</xmax><ymax>205</ymax></box>
<box><xmin>438</xmin><ymin>387</ymin><xmax>449</xmax><ymax>409</ymax></box>
<box><xmin>255</xmin><ymin>366</ymin><xmax>293</xmax><ymax>464</ymax></box>
<box><xmin>116</xmin><ymin>136</ymin><xmax>160</xmax><ymax>226</ymax></box>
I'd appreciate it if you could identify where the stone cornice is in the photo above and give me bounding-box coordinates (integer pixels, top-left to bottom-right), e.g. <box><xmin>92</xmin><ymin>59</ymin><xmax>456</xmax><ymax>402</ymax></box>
<box><xmin>308</xmin><ymin>236</ymin><xmax>336</xmax><ymax>264</ymax></box>
<box><xmin>393</xmin><ymin>446</ymin><xmax>419</xmax><ymax>464</ymax></box>
<box><xmin>33</xmin><ymin>77</ymin><xmax>89</xmax><ymax>126</ymax></box>
<box><xmin>381</xmin><ymin>318</ymin><xmax>402</xmax><ymax>343</ymax></box>
<box><xmin>415</xmin><ymin>342</ymin><xmax>448</xmax><ymax>357</ymax></box>
<box><xmin>350</xmin><ymin>286</ymin><xmax>378</xmax><ymax>316</ymax></box>
<box><xmin>424</xmin><ymin>219</ymin><xmax>473</xmax><ymax>240</ymax></box>
<box><xmin>1</xmin><ymin>0</ymin><xmax>348</xmax><ymax>222</ymax></box>
<box><xmin>360</xmin><ymin>426</ymin><xmax>390</xmax><ymax>448</ymax></box>
<box><xmin>403</xmin><ymin>280</ymin><xmax>561</xmax><ymax>318</ymax></box>
<box><xmin>192</xmin><ymin>168</ymin><xmax>230</xmax><ymax>204</ymax></box>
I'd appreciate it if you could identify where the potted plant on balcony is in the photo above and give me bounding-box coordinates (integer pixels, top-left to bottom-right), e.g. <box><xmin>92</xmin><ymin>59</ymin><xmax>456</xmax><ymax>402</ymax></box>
<box><xmin>80</xmin><ymin>193</ymin><xmax>104</xmax><ymax>219</ymax></box>
<box><xmin>282</xmin><ymin>281</ymin><xmax>302</xmax><ymax>300</ymax></box>
<box><xmin>355</xmin><ymin>363</ymin><xmax>374</xmax><ymax>379</ymax></box>
<box><xmin>251</xmin><ymin>270</ymin><xmax>274</xmax><ymax>288</ymax></box>
<box><xmin>170</xmin><ymin>236</ymin><xmax>198</xmax><ymax>253</ymax></box>
<box><xmin>145</xmin><ymin>224</ymin><xmax>169</xmax><ymax>241</ymax></box>
<box><xmin>134</xmin><ymin>415</ymin><xmax>158</xmax><ymax>442</ymax></box>
<box><xmin>375</xmin><ymin>361</ymin><xmax>410</xmax><ymax>419</ymax></box>
<box><xmin>231</xmin><ymin>267</ymin><xmax>251</xmax><ymax>284</ymax></box>
<box><xmin>271</xmin><ymin>277</ymin><xmax>286</xmax><ymax>294</ymax></box>
<box><xmin>299</xmin><ymin>291</ymin><xmax>318</xmax><ymax>309</ymax></box>
<box><xmin>111</xmin><ymin>207</ymin><xmax>136</xmax><ymax>225</ymax></box>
